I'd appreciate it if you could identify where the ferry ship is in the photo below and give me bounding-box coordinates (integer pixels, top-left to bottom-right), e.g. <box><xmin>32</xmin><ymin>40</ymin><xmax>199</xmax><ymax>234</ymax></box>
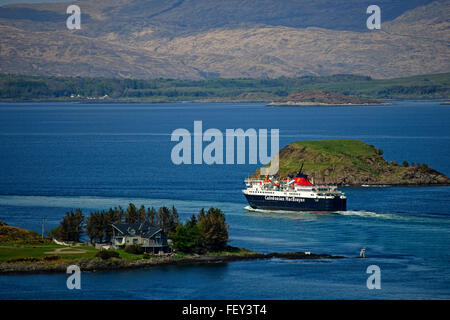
<box><xmin>243</xmin><ymin>166</ymin><xmax>346</xmax><ymax>212</ymax></box>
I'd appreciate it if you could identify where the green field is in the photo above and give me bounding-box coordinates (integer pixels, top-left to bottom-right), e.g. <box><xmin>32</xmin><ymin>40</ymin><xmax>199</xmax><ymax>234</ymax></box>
<box><xmin>0</xmin><ymin>243</ymin><xmax>98</xmax><ymax>263</ymax></box>
<box><xmin>0</xmin><ymin>243</ymin><xmax>161</xmax><ymax>263</ymax></box>
<box><xmin>0</xmin><ymin>242</ymin><xmax>256</xmax><ymax>265</ymax></box>
<box><xmin>0</xmin><ymin>73</ymin><xmax>448</xmax><ymax>102</ymax></box>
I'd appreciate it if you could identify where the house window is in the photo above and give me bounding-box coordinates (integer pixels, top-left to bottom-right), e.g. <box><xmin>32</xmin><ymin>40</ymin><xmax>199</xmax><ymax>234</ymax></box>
<box><xmin>133</xmin><ymin>238</ymin><xmax>138</xmax><ymax>244</ymax></box>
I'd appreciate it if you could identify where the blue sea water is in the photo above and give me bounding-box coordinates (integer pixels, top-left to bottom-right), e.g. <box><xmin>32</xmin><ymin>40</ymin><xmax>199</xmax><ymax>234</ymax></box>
<box><xmin>0</xmin><ymin>100</ymin><xmax>449</xmax><ymax>299</ymax></box>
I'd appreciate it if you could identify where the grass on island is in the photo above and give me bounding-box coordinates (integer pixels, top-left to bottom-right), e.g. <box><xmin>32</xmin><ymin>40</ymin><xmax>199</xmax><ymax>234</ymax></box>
<box><xmin>0</xmin><ymin>243</ymin><xmax>166</xmax><ymax>263</ymax></box>
<box><xmin>261</xmin><ymin>139</ymin><xmax>387</xmax><ymax>178</ymax></box>
<box><xmin>0</xmin><ymin>243</ymin><xmax>98</xmax><ymax>263</ymax></box>
<box><xmin>0</xmin><ymin>242</ymin><xmax>256</xmax><ymax>265</ymax></box>
<box><xmin>205</xmin><ymin>247</ymin><xmax>255</xmax><ymax>257</ymax></box>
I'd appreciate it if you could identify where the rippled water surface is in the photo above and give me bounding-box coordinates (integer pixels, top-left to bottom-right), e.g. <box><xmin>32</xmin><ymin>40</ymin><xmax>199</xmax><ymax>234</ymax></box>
<box><xmin>0</xmin><ymin>101</ymin><xmax>449</xmax><ymax>299</ymax></box>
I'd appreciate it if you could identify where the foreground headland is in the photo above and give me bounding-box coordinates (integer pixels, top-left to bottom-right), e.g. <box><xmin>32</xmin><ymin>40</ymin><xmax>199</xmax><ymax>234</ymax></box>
<box><xmin>0</xmin><ymin>251</ymin><xmax>343</xmax><ymax>274</ymax></box>
<box><xmin>0</xmin><ymin>221</ymin><xmax>343</xmax><ymax>274</ymax></box>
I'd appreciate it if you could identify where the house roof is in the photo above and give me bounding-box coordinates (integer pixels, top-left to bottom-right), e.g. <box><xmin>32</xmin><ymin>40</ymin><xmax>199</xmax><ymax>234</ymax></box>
<box><xmin>112</xmin><ymin>220</ymin><xmax>162</xmax><ymax>238</ymax></box>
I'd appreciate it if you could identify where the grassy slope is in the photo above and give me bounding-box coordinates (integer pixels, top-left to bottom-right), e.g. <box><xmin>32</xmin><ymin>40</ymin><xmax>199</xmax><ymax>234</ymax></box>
<box><xmin>302</xmin><ymin>73</ymin><xmax>450</xmax><ymax>99</ymax></box>
<box><xmin>0</xmin><ymin>222</ymin><xmax>45</xmax><ymax>244</ymax></box>
<box><xmin>256</xmin><ymin>139</ymin><xmax>450</xmax><ymax>185</ymax></box>
<box><xmin>274</xmin><ymin>139</ymin><xmax>385</xmax><ymax>177</ymax></box>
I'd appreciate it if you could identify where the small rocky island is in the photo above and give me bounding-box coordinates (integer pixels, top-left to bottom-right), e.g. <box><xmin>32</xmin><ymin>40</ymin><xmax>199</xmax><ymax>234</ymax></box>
<box><xmin>268</xmin><ymin>90</ymin><xmax>388</xmax><ymax>106</ymax></box>
<box><xmin>254</xmin><ymin>140</ymin><xmax>450</xmax><ymax>186</ymax></box>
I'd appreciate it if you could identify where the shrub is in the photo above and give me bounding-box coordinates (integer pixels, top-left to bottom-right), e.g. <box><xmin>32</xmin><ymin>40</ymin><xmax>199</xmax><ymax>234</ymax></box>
<box><xmin>124</xmin><ymin>244</ymin><xmax>144</xmax><ymax>254</ymax></box>
<box><xmin>402</xmin><ymin>161</ymin><xmax>409</xmax><ymax>167</ymax></box>
<box><xmin>7</xmin><ymin>257</ymin><xmax>40</xmax><ymax>263</ymax></box>
<box><xmin>47</xmin><ymin>226</ymin><xmax>60</xmax><ymax>239</ymax></box>
<box><xmin>95</xmin><ymin>250</ymin><xmax>120</xmax><ymax>260</ymax></box>
<box><xmin>422</xmin><ymin>163</ymin><xmax>428</xmax><ymax>168</ymax></box>
<box><xmin>43</xmin><ymin>255</ymin><xmax>60</xmax><ymax>261</ymax></box>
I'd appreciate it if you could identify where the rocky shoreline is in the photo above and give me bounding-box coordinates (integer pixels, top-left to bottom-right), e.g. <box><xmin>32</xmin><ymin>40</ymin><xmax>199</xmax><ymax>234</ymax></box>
<box><xmin>268</xmin><ymin>90</ymin><xmax>388</xmax><ymax>107</ymax></box>
<box><xmin>267</xmin><ymin>101</ymin><xmax>391</xmax><ymax>106</ymax></box>
<box><xmin>0</xmin><ymin>251</ymin><xmax>343</xmax><ymax>274</ymax></box>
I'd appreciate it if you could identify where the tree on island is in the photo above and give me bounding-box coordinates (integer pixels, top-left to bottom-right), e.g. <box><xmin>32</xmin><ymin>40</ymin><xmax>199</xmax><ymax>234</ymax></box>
<box><xmin>103</xmin><ymin>207</ymin><xmax>124</xmax><ymax>242</ymax></box>
<box><xmin>171</xmin><ymin>205</ymin><xmax>179</xmax><ymax>232</ymax></box>
<box><xmin>84</xmin><ymin>204</ymin><xmax>179</xmax><ymax>243</ymax></box>
<box><xmin>137</xmin><ymin>205</ymin><xmax>146</xmax><ymax>223</ymax></box>
<box><xmin>58</xmin><ymin>209</ymin><xmax>84</xmax><ymax>242</ymax></box>
<box><xmin>198</xmin><ymin>208</ymin><xmax>229</xmax><ymax>252</ymax></box>
<box><xmin>170</xmin><ymin>215</ymin><xmax>201</xmax><ymax>253</ymax></box>
<box><xmin>85</xmin><ymin>211</ymin><xmax>105</xmax><ymax>243</ymax></box>
<box><xmin>170</xmin><ymin>207</ymin><xmax>229</xmax><ymax>253</ymax></box>
<box><xmin>146</xmin><ymin>206</ymin><xmax>158</xmax><ymax>225</ymax></box>
<box><xmin>125</xmin><ymin>203</ymin><xmax>138</xmax><ymax>223</ymax></box>
<box><xmin>157</xmin><ymin>206</ymin><xmax>179</xmax><ymax>233</ymax></box>
<box><xmin>85</xmin><ymin>207</ymin><xmax>123</xmax><ymax>243</ymax></box>
<box><xmin>51</xmin><ymin>203</ymin><xmax>230</xmax><ymax>254</ymax></box>
<box><xmin>187</xmin><ymin>214</ymin><xmax>197</xmax><ymax>227</ymax></box>
<box><xmin>198</xmin><ymin>208</ymin><xmax>206</xmax><ymax>221</ymax></box>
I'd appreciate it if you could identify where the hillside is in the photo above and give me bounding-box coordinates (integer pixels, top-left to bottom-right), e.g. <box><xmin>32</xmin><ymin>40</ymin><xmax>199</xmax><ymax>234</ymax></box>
<box><xmin>253</xmin><ymin>140</ymin><xmax>450</xmax><ymax>186</ymax></box>
<box><xmin>0</xmin><ymin>0</ymin><xmax>448</xmax><ymax>79</ymax></box>
<box><xmin>0</xmin><ymin>221</ymin><xmax>45</xmax><ymax>244</ymax></box>
<box><xmin>268</xmin><ymin>90</ymin><xmax>384</xmax><ymax>106</ymax></box>
<box><xmin>1</xmin><ymin>73</ymin><xmax>449</xmax><ymax>102</ymax></box>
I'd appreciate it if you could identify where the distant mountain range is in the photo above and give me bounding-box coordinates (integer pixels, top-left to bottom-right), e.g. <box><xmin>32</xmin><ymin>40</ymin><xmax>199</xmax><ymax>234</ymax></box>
<box><xmin>0</xmin><ymin>0</ymin><xmax>448</xmax><ymax>79</ymax></box>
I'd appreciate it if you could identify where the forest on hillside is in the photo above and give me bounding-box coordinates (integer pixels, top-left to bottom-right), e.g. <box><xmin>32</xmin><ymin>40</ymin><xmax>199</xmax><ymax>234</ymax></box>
<box><xmin>0</xmin><ymin>73</ymin><xmax>448</xmax><ymax>102</ymax></box>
